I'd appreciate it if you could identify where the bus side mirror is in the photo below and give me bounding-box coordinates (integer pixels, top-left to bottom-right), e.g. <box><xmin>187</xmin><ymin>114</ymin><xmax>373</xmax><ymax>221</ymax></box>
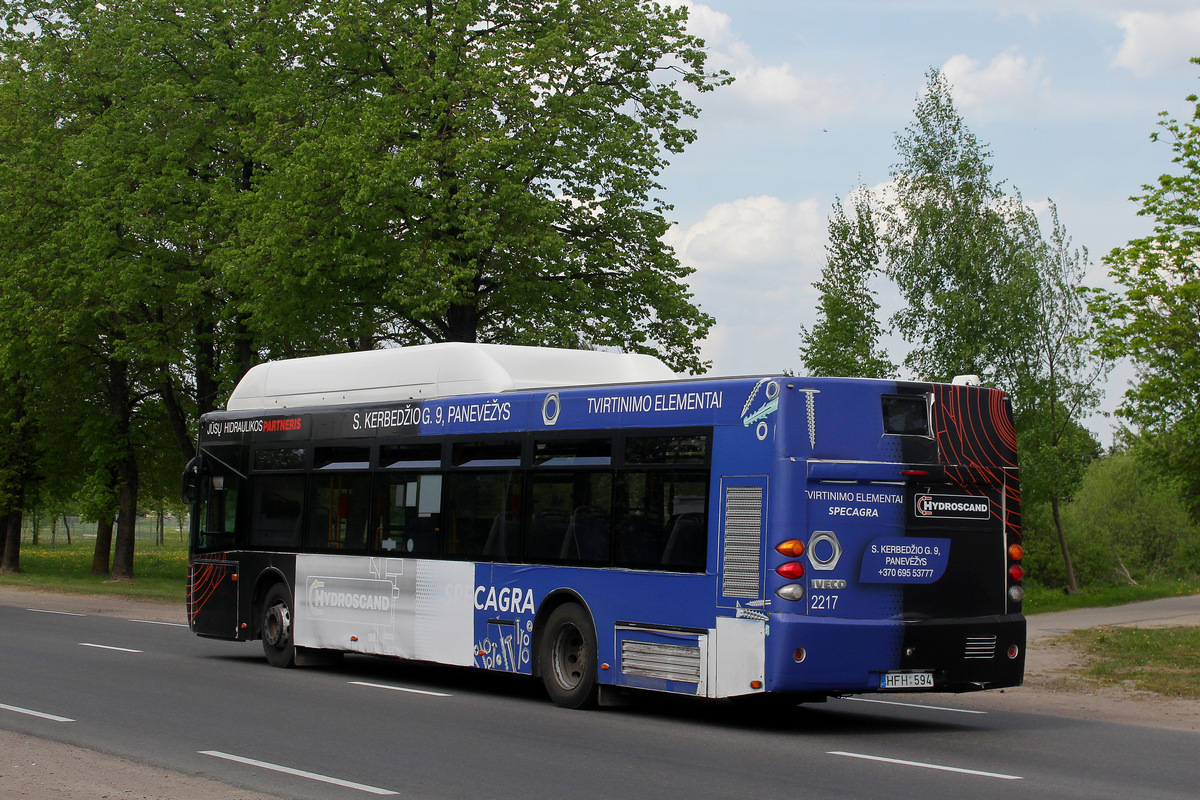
<box><xmin>181</xmin><ymin>457</ymin><xmax>209</xmax><ymax>505</ymax></box>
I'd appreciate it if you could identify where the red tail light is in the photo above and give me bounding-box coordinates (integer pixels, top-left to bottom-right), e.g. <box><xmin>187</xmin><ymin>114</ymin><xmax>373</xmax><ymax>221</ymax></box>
<box><xmin>776</xmin><ymin>562</ymin><xmax>805</xmax><ymax>579</ymax></box>
<box><xmin>1008</xmin><ymin>564</ymin><xmax>1025</xmax><ymax>581</ymax></box>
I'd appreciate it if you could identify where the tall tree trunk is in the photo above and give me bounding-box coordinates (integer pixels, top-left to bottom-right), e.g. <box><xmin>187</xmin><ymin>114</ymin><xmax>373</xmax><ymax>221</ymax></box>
<box><xmin>91</xmin><ymin>515</ymin><xmax>114</xmax><ymax>576</ymax></box>
<box><xmin>161</xmin><ymin>374</ymin><xmax>196</xmax><ymax>461</ymax></box>
<box><xmin>91</xmin><ymin>465</ymin><xmax>118</xmax><ymax>575</ymax></box>
<box><xmin>2</xmin><ymin>509</ymin><xmax>22</xmax><ymax>573</ymax></box>
<box><xmin>1051</xmin><ymin>495</ymin><xmax>1078</xmax><ymax>594</ymax></box>
<box><xmin>444</xmin><ymin>301</ymin><xmax>479</xmax><ymax>343</ymax></box>
<box><xmin>110</xmin><ymin>454</ymin><xmax>139</xmax><ymax>580</ymax></box>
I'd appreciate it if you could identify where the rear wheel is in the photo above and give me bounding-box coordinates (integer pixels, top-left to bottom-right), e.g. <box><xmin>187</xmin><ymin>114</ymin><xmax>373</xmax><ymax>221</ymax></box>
<box><xmin>540</xmin><ymin>604</ymin><xmax>598</xmax><ymax>709</ymax></box>
<box><xmin>261</xmin><ymin>584</ymin><xmax>295</xmax><ymax>668</ymax></box>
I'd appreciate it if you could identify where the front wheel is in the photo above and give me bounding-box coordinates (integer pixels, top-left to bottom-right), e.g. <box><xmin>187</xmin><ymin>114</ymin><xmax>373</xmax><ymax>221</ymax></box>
<box><xmin>540</xmin><ymin>604</ymin><xmax>598</xmax><ymax>709</ymax></box>
<box><xmin>261</xmin><ymin>584</ymin><xmax>295</xmax><ymax>668</ymax></box>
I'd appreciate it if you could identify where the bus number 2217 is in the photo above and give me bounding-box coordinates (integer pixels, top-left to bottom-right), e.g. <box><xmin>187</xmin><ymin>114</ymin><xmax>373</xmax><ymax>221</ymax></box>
<box><xmin>811</xmin><ymin>594</ymin><xmax>839</xmax><ymax>611</ymax></box>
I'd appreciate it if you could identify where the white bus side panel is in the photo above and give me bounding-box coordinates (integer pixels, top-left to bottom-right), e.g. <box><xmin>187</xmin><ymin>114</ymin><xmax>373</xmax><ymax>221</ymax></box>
<box><xmin>711</xmin><ymin>616</ymin><xmax>766</xmax><ymax>697</ymax></box>
<box><xmin>294</xmin><ymin>555</ymin><xmax>475</xmax><ymax>666</ymax></box>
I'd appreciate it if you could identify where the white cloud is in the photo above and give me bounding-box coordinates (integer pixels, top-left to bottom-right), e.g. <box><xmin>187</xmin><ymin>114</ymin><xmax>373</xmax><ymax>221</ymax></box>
<box><xmin>666</xmin><ymin>195</ymin><xmax>826</xmax><ymax>375</ymax></box>
<box><xmin>667</xmin><ymin>195</ymin><xmax>824</xmax><ymax>274</ymax></box>
<box><xmin>941</xmin><ymin>49</ymin><xmax>1049</xmax><ymax>121</ymax></box>
<box><xmin>1111</xmin><ymin>10</ymin><xmax>1200</xmax><ymax>76</ymax></box>
<box><xmin>672</xmin><ymin>1</ymin><xmax>859</xmax><ymax>124</ymax></box>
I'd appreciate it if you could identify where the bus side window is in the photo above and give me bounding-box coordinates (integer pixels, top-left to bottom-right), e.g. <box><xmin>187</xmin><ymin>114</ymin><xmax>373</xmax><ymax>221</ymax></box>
<box><xmin>527</xmin><ymin>471</ymin><xmax>611</xmax><ymax>564</ymax></box>
<box><xmin>617</xmin><ymin>470</ymin><xmax>708</xmax><ymax>572</ymax></box>
<box><xmin>374</xmin><ymin>473</ymin><xmax>442</xmax><ymax>557</ymax></box>
<box><xmin>307</xmin><ymin>473</ymin><xmax>371</xmax><ymax>552</ymax></box>
<box><xmin>445</xmin><ymin>471</ymin><xmax>522</xmax><ymax>562</ymax></box>
<box><xmin>249</xmin><ymin>476</ymin><xmax>305</xmax><ymax>550</ymax></box>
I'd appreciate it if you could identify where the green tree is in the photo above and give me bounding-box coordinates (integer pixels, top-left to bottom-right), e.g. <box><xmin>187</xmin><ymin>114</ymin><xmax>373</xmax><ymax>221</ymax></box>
<box><xmin>881</xmin><ymin>69</ymin><xmax>1107</xmax><ymax>591</ymax></box>
<box><xmin>881</xmin><ymin>68</ymin><xmax>1042</xmax><ymax>386</ymax></box>
<box><xmin>1092</xmin><ymin>67</ymin><xmax>1200</xmax><ymax>519</ymax></box>
<box><xmin>0</xmin><ymin>0</ymin><xmax>271</xmax><ymax>577</ymax></box>
<box><xmin>1053</xmin><ymin>446</ymin><xmax>1200</xmax><ymax>585</ymax></box>
<box><xmin>1013</xmin><ymin>204</ymin><xmax>1109</xmax><ymax>592</ymax></box>
<box><xmin>232</xmin><ymin>0</ymin><xmax>724</xmax><ymax>372</ymax></box>
<box><xmin>799</xmin><ymin>191</ymin><xmax>895</xmax><ymax>378</ymax></box>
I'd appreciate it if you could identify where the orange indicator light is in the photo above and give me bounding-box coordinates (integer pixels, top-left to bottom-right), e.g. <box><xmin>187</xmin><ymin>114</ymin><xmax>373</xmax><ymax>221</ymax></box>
<box><xmin>775</xmin><ymin>539</ymin><xmax>805</xmax><ymax>557</ymax></box>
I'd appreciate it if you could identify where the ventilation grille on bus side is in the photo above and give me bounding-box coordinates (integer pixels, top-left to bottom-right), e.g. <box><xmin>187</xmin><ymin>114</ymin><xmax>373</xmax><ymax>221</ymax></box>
<box><xmin>721</xmin><ymin>486</ymin><xmax>763</xmax><ymax>599</ymax></box>
<box><xmin>621</xmin><ymin>641</ymin><xmax>702</xmax><ymax>684</ymax></box>
<box><xmin>964</xmin><ymin>635</ymin><xmax>998</xmax><ymax>660</ymax></box>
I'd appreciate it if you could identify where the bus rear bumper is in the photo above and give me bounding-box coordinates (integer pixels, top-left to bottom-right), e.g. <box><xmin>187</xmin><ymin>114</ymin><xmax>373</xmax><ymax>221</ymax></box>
<box><xmin>765</xmin><ymin>613</ymin><xmax>1026</xmax><ymax>695</ymax></box>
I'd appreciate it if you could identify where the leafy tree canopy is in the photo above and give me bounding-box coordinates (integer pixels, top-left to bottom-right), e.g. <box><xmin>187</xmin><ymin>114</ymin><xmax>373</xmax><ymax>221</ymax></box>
<box><xmin>799</xmin><ymin>191</ymin><xmax>895</xmax><ymax>378</ymax></box>
<box><xmin>1093</xmin><ymin>63</ymin><xmax>1200</xmax><ymax>518</ymax></box>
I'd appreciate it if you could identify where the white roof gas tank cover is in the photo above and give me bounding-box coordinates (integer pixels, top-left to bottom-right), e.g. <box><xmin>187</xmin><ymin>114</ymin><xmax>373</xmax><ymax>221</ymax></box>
<box><xmin>225</xmin><ymin>343</ymin><xmax>676</xmax><ymax>411</ymax></box>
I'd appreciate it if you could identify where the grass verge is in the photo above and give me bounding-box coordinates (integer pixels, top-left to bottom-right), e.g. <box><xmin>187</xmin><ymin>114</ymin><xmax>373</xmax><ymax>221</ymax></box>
<box><xmin>1062</xmin><ymin>625</ymin><xmax>1200</xmax><ymax>699</ymax></box>
<box><xmin>1023</xmin><ymin>578</ymin><xmax>1200</xmax><ymax>615</ymax></box>
<box><xmin>0</xmin><ymin>540</ymin><xmax>186</xmax><ymax>604</ymax></box>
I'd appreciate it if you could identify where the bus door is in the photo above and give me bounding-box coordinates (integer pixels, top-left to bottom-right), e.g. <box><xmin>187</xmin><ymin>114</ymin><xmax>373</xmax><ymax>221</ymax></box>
<box><xmin>184</xmin><ymin>454</ymin><xmax>244</xmax><ymax>639</ymax></box>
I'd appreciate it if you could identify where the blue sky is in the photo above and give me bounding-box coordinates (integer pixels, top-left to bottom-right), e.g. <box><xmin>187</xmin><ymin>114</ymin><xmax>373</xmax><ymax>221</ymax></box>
<box><xmin>658</xmin><ymin>0</ymin><xmax>1200</xmax><ymax>442</ymax></box>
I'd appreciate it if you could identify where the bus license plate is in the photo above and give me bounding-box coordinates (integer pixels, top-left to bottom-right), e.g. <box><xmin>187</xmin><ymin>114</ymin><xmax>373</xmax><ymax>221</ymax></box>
<box><xmin>881</xmin><ymin>671</ymin><xmax>934</xmax><ymax>690</ymax></box>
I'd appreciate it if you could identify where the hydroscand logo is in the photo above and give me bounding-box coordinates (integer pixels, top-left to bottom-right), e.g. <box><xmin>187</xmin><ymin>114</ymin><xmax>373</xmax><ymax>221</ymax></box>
<box><xmin>306</xmin><ymin>577</ymin><xmax>394</xmax><ymax>623</ymax></box>
<box><xmin>914</xmin><ymin>494</ymin><xmax>991</xmax><ymax>520</ymax></box>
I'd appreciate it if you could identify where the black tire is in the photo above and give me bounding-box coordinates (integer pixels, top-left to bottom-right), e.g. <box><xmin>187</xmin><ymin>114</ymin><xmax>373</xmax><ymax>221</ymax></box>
<box><xmin>261</xmin><ymin>583</ymin><xmax>295</xmax><ymax>668</ymax></box>
<box><xmin>539</xmin><ymin>603</ymin><xmax>598</xmax><ymax>709</ymax></box>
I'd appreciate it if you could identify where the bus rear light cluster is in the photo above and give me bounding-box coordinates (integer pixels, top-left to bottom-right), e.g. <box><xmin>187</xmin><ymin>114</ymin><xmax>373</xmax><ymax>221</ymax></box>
<box><xmin>776</xmin><ymin>561</ymin><xmax>805</xmax><ymax>579</ymax></box>
<box><xmin>1007</xmin><ymin>541</ymin><xmax>1025</xmax><ymax>604</ymax></box>
<box><xmin>776</xmin><ymin>583</ymin><xmax>805</xmax><ymax>602</ymax></box>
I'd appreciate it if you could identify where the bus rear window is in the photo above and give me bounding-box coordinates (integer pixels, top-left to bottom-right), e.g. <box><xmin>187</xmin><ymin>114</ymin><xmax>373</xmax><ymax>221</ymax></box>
<box><xmin>882</xmin><ymin>395</ymin><xmax>930</xmax><ymax>436</ymax></box>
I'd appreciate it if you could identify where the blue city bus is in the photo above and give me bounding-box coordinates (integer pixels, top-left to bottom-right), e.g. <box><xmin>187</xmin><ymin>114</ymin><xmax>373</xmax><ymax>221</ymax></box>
<box><xmin>182</xmin><ymin>343</ymin><xmax>1025</xmax><ymax>708</ymax></box>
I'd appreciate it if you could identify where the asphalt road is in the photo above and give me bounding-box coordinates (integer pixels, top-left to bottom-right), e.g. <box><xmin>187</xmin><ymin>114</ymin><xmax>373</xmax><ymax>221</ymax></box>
<box><xmin>2</xmin><ymin>600</ymin><xmax>1198</xmax><ymax>800</ymax></box>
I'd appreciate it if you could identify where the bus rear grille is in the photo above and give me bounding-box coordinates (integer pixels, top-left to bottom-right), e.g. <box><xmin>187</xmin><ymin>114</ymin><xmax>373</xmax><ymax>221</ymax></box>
<box><xmin>964</xmin><ymin>635</ymin><xmax>998</xmax><ymax>660</ymax></box>
<box><xmin>722</xmin><ymin>486</ymin><xmax>763</xmax><ymax>598</ymax></box>
<box><xmin>621</xmin><ymin>641</ymin><xmax>702</xmax><ymax>683</ymax></box>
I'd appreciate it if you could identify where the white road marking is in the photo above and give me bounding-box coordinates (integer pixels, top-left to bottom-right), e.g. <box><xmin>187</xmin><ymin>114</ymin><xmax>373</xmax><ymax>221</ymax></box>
<box><xmin>128</xmin><ymin>619</ymin><xmax>188</xmax><ymax>628</ymax></box>
<box><xmin>829</xmin><ymin>751</ymin><xmax>1023</xmax><ymax>780</ymax></box>
<box><xmin>79</xmin><ymin>643</ymin><xmax>143</xmax><ymax>653</ymax></box>
<box><xmin>200</xmin><ymin>750</ymin><xmax>399</xmax><ymax>795</ymax></box>
<box><xmin>839</xmin><ymin>696</ymin><xmax>987</xmax><ymax>714</ymax></box>
<box><xmin>349</xmin><ymin>681</ymin><xmax>451</xmax><ymax>698</ymax></box>
<box><xmin>0</xmin><ymin>703</ymin><xmax>75</xmax><ymax>723</ymax></box>
<box><xmin>27</xmin><ymin>608</ymin><xmax>86</xmax><ymax>617</ymax></box>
